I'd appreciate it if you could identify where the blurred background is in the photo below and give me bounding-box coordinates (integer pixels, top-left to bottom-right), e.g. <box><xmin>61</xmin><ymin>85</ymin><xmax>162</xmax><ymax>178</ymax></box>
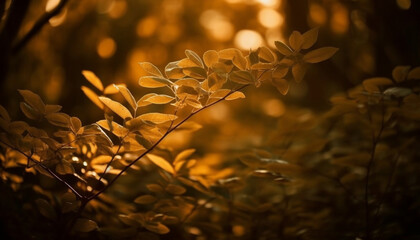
<box><xmin>0</xmin><ymin>0</ymin><xmax>419</xmax><ymax>125</ymax></box>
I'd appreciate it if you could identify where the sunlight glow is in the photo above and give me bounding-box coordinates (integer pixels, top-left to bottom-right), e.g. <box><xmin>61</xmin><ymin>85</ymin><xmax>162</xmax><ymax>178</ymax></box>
<box><xmin>200</xmin><ymin>10</ymin><xmax>234</xmax><ymax>42</ymax></box>
<box><xmin>258</xmin><ymin>8</ymin><xmax>284</xmax><ymax>28</ymax></box>
<box><xmin>97</xmin><ymin>37</ymin><xmax>116</xmax><ymax>59</ymax></box>
<box><xmin>108</xmin><ymin>0</ymin><xmax>127</xmax><ymax>19</ymax></box>
<box><xmin>45</xmin><ymin>0</ymin><xmax>60</xmax><ymax>12</ymax></box>
<box><xmin>234</xmin><ymin>30</ymin><xmax>264</xmax><ymax>50</ymax></box>
<box><xmin>262</xmin><ymin>98</ymin><xmax>285</xmax><ymax>117</ymax></box>
<box><xmin>136</xmin><ymin>16</ymin><xmax>158</xmax><ymax>38</ymax></box>
<box><xmin>309</xmin><ymin>3</ymin><xmax>327</xmax><ymax>25</ymax></box>
<box><xmin>330</xmin><ymin>3</ymin><xmax>349</xmax><ymax>34</ymax></box>
<box><xmin>49</xmin><ymin>8</ymin><xmax>67</xmax><ymax>27</ymax></box>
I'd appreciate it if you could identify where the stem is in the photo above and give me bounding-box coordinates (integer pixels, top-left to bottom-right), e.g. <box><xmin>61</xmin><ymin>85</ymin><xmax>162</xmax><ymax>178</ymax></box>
<box><xmin>97</xmin><ymin>142</ymin><xmax>123</xmax><ymax>183</ymax></box>
<box><xmin>88</xmin><ymin>84</ymin><xmax>250</xmax><ymax>200</ymax></box>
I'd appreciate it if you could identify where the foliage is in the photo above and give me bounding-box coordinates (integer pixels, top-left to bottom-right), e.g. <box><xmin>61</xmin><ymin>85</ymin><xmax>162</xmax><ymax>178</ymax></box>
<box><xmin>0</xmin><ymin>27</ymin><xmax>419</xmax><ymax>240</ymax></box>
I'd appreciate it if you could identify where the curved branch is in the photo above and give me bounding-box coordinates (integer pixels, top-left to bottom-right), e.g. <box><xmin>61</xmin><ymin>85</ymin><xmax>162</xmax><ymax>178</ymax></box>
<box><xmin>12</xmin><ymin>0</ymin><xmax>69</xmax><ymax>53</ymax></box>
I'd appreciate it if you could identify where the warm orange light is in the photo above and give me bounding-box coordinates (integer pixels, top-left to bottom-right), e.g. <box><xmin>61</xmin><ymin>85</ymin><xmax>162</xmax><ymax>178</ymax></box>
<box><xmin>232</xmin><ymin>225</ymin><xmax>246</xmax><ymax>237</ymax></box>
<box><xmin>262</xmin><ymin>98</ymin><xmax>285</xmax><ymax>117</ymax></box>
<box><xmin>234</xmin><ymin>30</ymin><xmax>264</xmax><ymax>50</ymax></box>
<box><xmin>108</xmin><ymin>0</ymin><xmax>127</xmax><ymax>19</ymax></box>
<box><xmin>158</xmin><ymin>23</ymin><xmax>181</xmax><ymax>43</ymax></box>
<box><xmin>330</xmin><ymin>3</ymin><xmax>349</xmax><ymax>34</ymax></box>
<box><xmin>396</xmin><ymin>0</ymin><xmax>411</xmax><ymax>10</ymax></box>
<box><xmin>49</xmin><ymin>8</ymin><xmax>67</xmax><ymax>27</ymax></box>
<box><xmin>200</xmin><ymin>10</ymin><xmax>234</xmax><ymax>42</ymax></box>
<box><xmin>257</xmin><ymin>0</ymin><xmax>281</xmax><ymax>8</ymax></box>
<box><xmin>309</xmin><ymin>3</ymin><xmax>327</xmax><ymax>25</ymax></box>
<box><xmin>265</xmin><ymin>28</ymin><xmax>285</xmax><ymax>48</ymax></box>
<box><xmin>45</xmin><ymin>0</ymin><xmax>60</xmax><ymax>12</ymax></box>
<box><xmin>136</xmin><ymin>16</ymin><xmax>158</xmax><ymax>38</ymax></box>
<box><xmin>258</xmin><ymin>8</ymin><xmax>284</xmax><ymax>28</ymax></box>
<box><xmin>97</xmin><ymin>37</ymin><xmax>116</xmax><ymax>59</ymax></box>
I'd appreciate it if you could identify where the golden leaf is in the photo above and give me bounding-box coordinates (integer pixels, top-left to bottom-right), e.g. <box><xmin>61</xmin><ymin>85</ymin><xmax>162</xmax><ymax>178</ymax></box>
<box><xmin>178</xmin><ymin>58</ymin><xmax>199</xmax><ymax>68</ymax></box>
<box><xmin>70</xmin><ymin>117</ymin><xmax>82</xmax><ymax>134</ymax></box>
<box><xmin>229</xmin><ymin>70</ymin><xmax>255</xmax><ymax>84</ymax></box>
<box><xmin>165</xmin><ymin>184</ymin><xmax>186</xmax><ymax>195</ymax></box>
<box><xmin>273</xmin><ymin>65</ymin><xmax>289</xmax><ymax>79</ymax></box>
<box><xmin>45</xmin><ymin>112</ymin><xmax>71</xmax><ymax>127</ymax></box>
<box><xmin>144</xmin><ymin>222</ymin><xmax>170</xmax><ymax>235</ymax></box>
<box><xmin>203</xmin><ymin>50</ymin><xmax>219</xmax><ymax>68</ymax></box>
<box><xmin>56</xmin><ymin>161</ymin><xmax>75</xmax><ymax>175</ymax></box>
<box><xmin>147</xmin><ymin>184</ymin><xmax>164</xmax><ymax>193</ymax></box>
<box><xmin>174</xmin><ymin>149</ymin><xmax>196</xmax><ymax>164</ymax></box>
<box><xmin>408</xmin><ymin>66</ymin><xmax>420</xmax><ymax>79</ymax></box>
<box><xmin>45</xmin><ymin>104</ymin><xmax>62</xmax><ymax>114</ymax></box>
<box><xmin>103</xmin><ymin>84</ymin><xmax>120</xmax><ymax>94</ymax></box>
<box><xmin>362</xmin><ymin>77</ymin><xmax>393</xmax><ymax>93</ymax></box>
<box><xmin>20</xmin><ymin>102</ymin><xmax>41</xmax><ymax>120</ymax></box>
<box><xmin>301</xmin><ymin>28</ymin><xmax>319</xmax><ymax>49</ymax></box>
<box><xmin>139</xmin><ymin>76</ymin><xmax>173</xmax><ymax>88</ymax></box>
<box><xmin>185</xmin><ymin>49</ymin><xmax>204</xmax><ymax>67</ymax></box>
<box><xmin>147</xmin><ymin>153</ymin><xmax>175</xmax><ymax>174</ymax></box>
<box><xmin>18</xmin><ymin>89</ymin><xmax>46</xmax><ymax>114</ymax></box>
<box><xmin>209</xmin><ymin>89</ymin><xmax>231</xmax><ymax>99</ymax></box>
<box><xmin>0</xmin><ymin>105</ymin><xmax>10</xmax><ymax>122</ymax></box>
<box><xmin>292</xmin><ymin>63</ymin><xmax>307</xmax><ymax>83</ymax></box>
<box><xmin>137</xmin><ymin>93</ymin><xmax>157</xmax><ymax>107</ymax></box>
<box><xmin>272</xmin><ymin>78</ymin><xmax>289</xmax><ymax>95</ymax></box>
<box><xmin>145</xmin><ymin>94</ymin><xmax>175</xmax><ymax>104</ymax></box>
<box><xmin>289</xmin><ymin>31</ymin><xmax>303</xmax><ymax>51</ymax></box>
<box><xmin>137</xmin><ymin>113</ymin><xmax>177</xmax><ymax>125</ymax></box>
<box><xmin>206</xmin><ymin>72</ymin><xmax>226</xmax><ymax>91</ymax></box>
<box><xmin>258</xmin><ymin>46</ymin><xmax>276</xmax><ymax>63</ymax></box>
<box><xmin>81</xmin><ymin>86</ymin><xmax>104</xmax><ymax>109</ymax></box>
<box><xmin>139</xmin><ymin>62</ymin><xmax>163</xmax><ymax>77</ymax></box>
<box><xmin>303</xmin><ymin>47</ymin><xmax>338</xmax><ymax>63</ymax></box>
<box><xmin>96</xmin><ymin>120</ymin><xmax>129</xmax><ymax>137</ymax></box>
<box><xmin>115</xmin><ymin>84</ymin><xmax>137</xmax><ymax>110</ymax></box>
<box><xmin>134</xmin><ymin>194</ymin><xmax>157</xmax><ymax>204</ymax></box>
<box><xmin>82</xmin><ymin>70</ymin><xmax>104</xmax><ymax>91</ymax></box>
<box><xmin>232</xmin><ymin>54</ymin><xmax>247</xmax><ymax>70</ymax></box>
<box><xmin>99</xmin><ymin>96</ymin><xmax>133</xmax><ymax>119</ymax></box>
<box><xmin>186</xmin><ymin>98</ymin><xmax>203</xmax><ymax>109</ymax></box>
<box><xmin>175</xmin><ymin>78</ymin><xmax>201</xmax><ymax>88</ymax></box>
<box><xmin>274</xmin><ymin>41</ymin><xmax>293</xmax><ymax>56</ymax></box>
<box><xmin>226</xmin><ymin>91</ymin><xmax>245</xmax><ymax>101</ymax></box>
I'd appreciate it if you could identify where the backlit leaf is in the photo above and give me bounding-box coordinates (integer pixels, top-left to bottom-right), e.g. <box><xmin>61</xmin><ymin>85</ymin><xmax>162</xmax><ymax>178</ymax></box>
<box><xmin>292</xmin><ymin>63</ymin><xmax>307</xmax><ymax>83</ymax></box>
<box><xmin>232</xmin><ymin>55</ymin><xmax>247</xmax><ymax>70</ymax></box>
<box><xmin>73</xmin><ymin>219</ymin><xmax>98</xmax><ymax>232</ymax></box>
<box><xmin>175</xmin><ymin>78</ymin><xmax>201</xmax><ymax>88</ymax></box>
<box><xmin>137</xmin><ymin>93</ymin><xmax>157</xmax><ymax>107</ymax></box>
<box><xmin>139</xmin><ymin>76</ymin><xmax>173</xmax><ymax>88</ymax></box>
<box><xmin>20</xmin><ymin>102</ymin><xmax>41</xmax><ymax>120</ymax></box>
<box><xmin>174</xmin><ymin>149</ymin><xmax>196</xmax><ymax>164</ymax></box>
<box><xmin>303</xmin><ymin>47</ymin><xmax>338</xmax><ymax>63</ymax></box>
<box><xmin>229</xmin><ymin>70</ymin><xmax>255</xmax><ymax>84</ymax></box>
<box><xmin>274</xmin><ymin>41</ymin><xmax>293</xmax><ymax>56</ymax></box>
<box><xmin>70</xmin><ymin>117</ymin><xmax>82</xmax><ymax>134</ymax></box>
<box><xmin>45</xmin><ymin>104</ymin><xmax>62</xmax><ymax>114</ymax></box>
<box><xmin>226</xmin><ymin>91</ymin><xmax>245</xmax><ymax>101</ymax></box>
<box><xmin>289</xmin><ymin>31</ymin><xmax>303</xmax><ymax>51</ymax></box>
<box><xmin>258</xmin><ymin>46</ymin><xmax>275</xmax><ymax>63</ymax></box>
<box><xmin>182</xmin><ymin>67</ymin><xmax>207</xmax><ymax>79</ymax></box>
<box><xmin>203</xmin><ymin>50</ymin><xmax>218</xmax><ymax>68</ymax></box>
<box><xmin>272</xmin><ymin>78</ymin><xmax>289</xmax><ymax>95</ymax></box>
<box><xmin>209</xmin><ymin>89</ymin><xmax>231</xmax><ymax>99</ymax></box>
<box><xmin>144</xmin><ymin>222</ymin><xmax>170</xmax><ymax>235</ymax></box>
<box><xmin>134</xmin><ymin>195</ymin><xmax>157</xmax><ymax>204</ymax></box>
<box><xmin>99</xmin><ymin>96</ymin><xmax>133</xmax><ymax>119</ymax></box>
<box><xmin>186</xmin><ymin>98</ymin><xmax>203</xmax><ymax>108</ymax></box>
<box><xmin>97</xmin><ymin>120</ymin><xmax>129</xmax><ymax>137</ymax></box>
<box><xmin>147</xmin><ymin>153</ymin><xmax>175</xmax><ymax>174</ymax></box>
<box><xmin>115</xmin><ymin>85</ymin><xmax>137</xmax><ymax>110</ymax></box>
<box><xmin>165</xmin><ymin>184</ymin><xmax>186</xmax><ymax>195</ymax></box>
<box><xmin>18</xmin><ymin>89</ymin><xmax>46</xmax><ymax>114</ymax></box>
<box><xmin>103</xmin><ymin>84</ymin><xmax>120</xmax><ymax>94</ymax></box>
<box><xmin>147</xmin><ymin>184</ymin><xmax>164</xmax><ymax>193</ymax></box>
<box><xmin>206</xmin><ymin>72</ymin><xmax>226</xmax><ymax>91</ymax></box>
<box><xmin>165</xmin><ymin>61</ymin><xmax>185</xmax><ymax>79</ymax></box>
<box><xmin>173</xmin><ymin>121</ymin><xmax>202</xmax><ymax>132</ymax></box>
<box><xmin>137</xmin><ymin>113</ymin><xmax>177</xmax><ymax>125</ymax></box>
<box><xmin>45</xmin><ymin>112</ymin><xmax>70</xmax><ymax>127</ymax></box>
<box><xmin>273</xmin><ymin>65</ymin><xmax>289</xmax><ymax>79</ymax></box>
<box><xmin>82</xmin><ymin>70</ymin><xmax>104</xmax><ymax>91</ymax></box>
<box><xmin>301</xmin><ymin>28</ymin><xmax>319</xmax><ymax>49</ymax></box>
<box><xmin>178</xmin><ymin>58</ymin><xmax>199</xmax><ymax>68</ymax></box>
<box><xmin>81</xmin><ymin>86</ymin><xmax>104</xmax><ymax>109</ymax></box>
<box><xmin>185</xmin><ymin>49</ymin><xmax>204</xmax><ymax>67</ymax></box>
<box><xmin>145</xmin><ymin>95</ymin><xmax>175</xmax><ymax>104</ymax></box>
<box><xmin>218</xmin><ymin>48</ymin><xmax>242</xmax><ymax>60</ymax></box>
<box><xmin>139</xmin><ymin>62</ymin><xmax>163</xmax><ymax>77</ymax></box>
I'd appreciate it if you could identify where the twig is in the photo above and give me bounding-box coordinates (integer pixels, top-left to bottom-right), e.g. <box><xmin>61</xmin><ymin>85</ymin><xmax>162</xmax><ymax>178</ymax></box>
<box><xmin>12</xmin><ymin>0</ymin><xmax>69</xmax><ymax>53</ymax></box>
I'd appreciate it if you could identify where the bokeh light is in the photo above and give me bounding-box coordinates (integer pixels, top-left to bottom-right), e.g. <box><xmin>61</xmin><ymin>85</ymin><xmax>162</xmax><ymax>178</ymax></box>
<box><xmin>97</xmin><ymin>37</ymin><xmax>117</xmax><ymax>59</ymax></box>
<box><xmin>309</xmin><ymin>3</ymin><xmax>327</xmax><ymax>25</ymax></box>
<box><xmin>396</xmin><ymin>0</ymin><xmax>411</xmax><ymax>10</ymax></box>
<box><xmin>200</xmin><ymin>10</ymin><xmax>234</xmax><ymax>42</ymax></box>
<box><xmin>234</xmin><ymin>30</ymin><xmax>264</xmax><ymax>50</ymax></box>
<box><xmin>330</xmin><ymin>2</ymin><xmax>349</xmax><ymax>34</ymax></box>
<box><xmin>258</xmin><ymin>8</ymin><xmax>284</xmax><ymax>28</ymax></box>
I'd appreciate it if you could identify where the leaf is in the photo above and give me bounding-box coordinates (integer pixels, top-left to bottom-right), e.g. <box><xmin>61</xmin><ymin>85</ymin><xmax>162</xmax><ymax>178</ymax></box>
<box><xmin>273</xmin><ymin>65</ymin><xmax>289</xmax><ymax>79</ymax></box>
<box><xmin>145</xmin><ymin>94</ymin><xmax>175</xmax><ymax>104</ymax></box>
<box><xmin>203</xmin><ymin>50</ymin><xmax>219</xmax><ymax>68</ymax></box>
<box><xmin>103</xmin><ymin>84</ymin><xmax>120</xmax><ymax>94</ymax></box>
<box><xmin>36</xmin><ymin>199</ymin><xmax>57</xmax><ymax>220</ymax></box>
<box><xmin>144</xmin><ymin>222</ymin><xmax>170</xmax><ymax>235</ymax></box>
<box><xmin>229</xmin><ymin>70</ymin><xmax>255</xmax><ymax>84</ymax></box>
<box><xmin>115</xmin><ymin>85</ymin><xmax>137</xmax><ymax>111</ymax></box>
<box><xmin>81</xmin><ymin>86</ymin><xmax>104</xmax><ymax>109</ymax></box>
<box><xmin>165</xmin><ymin>184</ymin><xmax>186</xmax><ymax>195</ymax></box>
<box><xmin>175</xmin><ymin>78</ymin><xmax>201</xmax><ymax>88</ymax></box>
<box><xmin>292</xmin><ymin>63</ymin><xmax>307</xmax><ymax>83</ymax></box>
<box><xmin>45</xmin><ymin>112</ymin><xmax>70</xmax><ymax>127</ymax></box>
<box><xmin>408</xmin><ymin>66</ymin><xmax>420</xmax><ymax>79</ymax></box>
<box><xmin>99</xmin><ymin>96</ymin><xmax>133</xmax><ymax>119</ymax></box>
<box><xmin>20</xmin><ymin>102</ymin><xmax>41</xmax><ymax>120</ymax></box>
<box><xmin>258</xmin><ymin>47</ymin><xmax>275</xmax><ymax>63</ymax></box>
<box><xmin>70</xmin><ymin>117</ymin><xmax>82</xmax><ymax>134</ymax></box>
<box><xmin>173</xmin><ymin>121</ymin><xmax>202</xmax><ymax>132</ymax></box>
<box><xmin>182</xmin><ymin>67</ymin><xmax>207</xmax><ymax>79</ymax></box>
<box><xmin>301</xmin><ymin>28</ymin><xmax>319</xmax><ymax>49</ymax></box>
<box><xmin>45</xmin><ymin>104</ymin><xmax>62</xmax><ymax>114</ymax></box>
<box><xmin>392</xmin><ymin>66</ymin><xmax>410</xmax><ymax>82</ymax></box>
<box><xmin>147</xmin><ymin>153</ymin><xmax>175</xmax><ymax>174</ymax></box>
<box><xmin>139</xmin><ymin>76</ymin><xmax>173</xmax><ymax>88</ymax></box>
<box><xmin>362</xmin><ymin>77</ymin><xmax>393</xmax><ymax>93</ymax></box>
<box><xmin>206</xmin><ymin>72</ymin><xmax>226</xmax><ymax>91</ymax></box>
<box><xmin>147</xmin><ymin>184</ymin><xmax>164</xmax><ymax>193</ymax></box>
<box><xmin>226</xmin><ymin>91</ymin><xmax>245</xmax><ymax>101</ymax></box>
<box><xmin>232</xmin><ymin>55</ymin><xmax>247</xmax><ymax>70</ymax></box>
<box><xmin>165</xmin><ymin>61</ymin><xmax>185</xmax><ymax>79</ymax></box>
<box><xmin>209</xmin><ymin>89</ymin><xmax>231</xmax><ymax>99</ymax></box>
<box><xmin>139</xmin><ymin>62</ymin><xmax>163</xmax><ymax>77</ymax></box>
<box><xmin>96</xmin><ymin>120</ymin><xmax>129</xmax><ymax>137</ymax></box>
<box><xmin>185</xmin><ymin>49</ymin><xmax>204</xmax><ymax>67</ymax></box>
<box><xmin>272</xmin><ymin>78</ymin><xmax>289</xmax><ymax>95</ymax></box>
<box><xmin>0</xmin><ymin>105</ymin><xmax>11</xmax><ymax>122</ymax></box>
<box><xmin>289</xmin><ymin>31</ymin><xmax>303</xmax><ymax>51</ymax></box>
<box><xmin>303</xmin><ymin>47</ymin><xmax>338</xmax><ymax>63</ymax></box>
<box><xmin>218</xmin><ymin>48</ymin><xmax>242</xmax><ymax>60</ymax></box>
<box><xmin>18</xmin><ymin>89</ymin><xmax>46</xmax><ymax>114</ymax></box>
<box><xmin>274</xmin><ymin>41</ymin><xmax>293</xmax><ymax>56</ymax></box>
<box><xmin>73</xmin><ymin>219</ymin><xmax>98</xmax><ymax>232</ymax></box>
<box><xmin>82</xmin><ymin>70</ymin><xmax>104</xmax><ymax>91</ymax></box>
<box><xmin>186</xmin><ymin>98</ymin><xmax>203</xmax><ymax>108</ymax></box>
<box><xmin>174</xmin><ymin>149</ymin><xmax>196</xmax><ymax>164</ymax></box>
<box><xmin>56</xmin><ymin>161</ymin><xmax>75</xmax><ymax>175</ymax></box>
<box><xmin>137</xmin><ymin>113</ymin><xmax>177</xmax><ymax>125</ymax></box>
<box><xmin>383</xmin><ymin>87</ymin><xmax>412</xmax><ymax>97</ymax></box>
<box><xmin>134</xmin><ymin>195</ymin><xmax>157</xmax><ymax>204</ymax></box>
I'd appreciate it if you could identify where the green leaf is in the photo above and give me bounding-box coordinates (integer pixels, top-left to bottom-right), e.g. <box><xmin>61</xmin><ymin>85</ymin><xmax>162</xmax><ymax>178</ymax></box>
<box><xmin>147</xmin><ymin>153</ymin><xmax>175</xmax><ymax>174</ymax></box>
<box><xmin>18</xmin><ymin>89</ymin><xmax>46</xmax><ymax>114</ymax></box>
<box><xmin>229</xmin><ymin>70</ymin><xmax>255</xmax><ymax>84</ymax></box>
<box><xmin>81</xmin><ymin>86</ymin><xmax>104</xmax><ymax>109</ymax></box>
<box><xmin>115</xmin><ymin>85</ymin><xmax>137</xmax><ymax>111</ymax></box>
<box><xmin>134</xmin><ymin>195</ymin><xmax>157</xmax><ymax>204</ymax></box>
<box><xmin>301</xmin><ymin>28</ymin><xmax>319</xmax><ymax>49</ymax></box>
<box><xmin>73</xmin><ymin>219</ymin><xmax>98</xmax><ymax>232</ymax></box>
<box><xmin>99</xmin><ymin>96</ymin><xmax>133</xmax><ymax>119</ymax></box>
<box><xmin>274</xmin><ymin>41</ymin><xmax>293</xmax><ymax>56</ymax></box>
<box><xmin>289</xmin><ymin>31</ymin><xmax>303</xmax><ymax>51</ymax></box>
<box><xmin>303</xmin><ymin>47</ymin><xmax>338</xmax><ymax>63</ymax></box>
<box><xmin>82</xmin><ymin>70</ymin><xmax>104</xmax><ymax>91</ymax></box>
<box><xmin>139</xmin><ymin>76</ymin><xmax>173</xmax><ymax>88</ymax></box>
<box><xmin>203</xmin><ymin>50</ymin><xmax>219</xmax><ymax>68</ymax></box>
<box><xmin>139</xmin><ymin>62</ymin><xmax>163</xmax><ymax>77</ymax></box>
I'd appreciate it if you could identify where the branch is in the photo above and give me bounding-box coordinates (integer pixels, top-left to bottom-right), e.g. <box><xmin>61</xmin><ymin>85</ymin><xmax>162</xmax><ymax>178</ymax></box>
<box><xmin>12</xmin><ymin>0</ymin><xmax>69</xmax><ymax>53</ymax></box>
<box><xmin>88</xmin><ymin>84</ymin><xmax>250</xmax><ymax>200</ymax></box>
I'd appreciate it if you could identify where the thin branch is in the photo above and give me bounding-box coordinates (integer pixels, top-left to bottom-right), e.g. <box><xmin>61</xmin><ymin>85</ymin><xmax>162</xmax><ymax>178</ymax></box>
<box><xmin>12</xmin><ymin>0</ymin><xmax>69</xmax><ymax>53</ymax></box>
<box><xmin>0</xmin><ymin>139</ymin><xmax>84</xmax><ymax>199</ymax></box>
<box><xmin>88</xmin><ymin>84</ymin><xmax>250</xmax><ymax>200</ymax></box>
<box><xmin>97</xmin><ymin>141</ymin><xmax>123</xmax><ymax>184</ymax></box>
